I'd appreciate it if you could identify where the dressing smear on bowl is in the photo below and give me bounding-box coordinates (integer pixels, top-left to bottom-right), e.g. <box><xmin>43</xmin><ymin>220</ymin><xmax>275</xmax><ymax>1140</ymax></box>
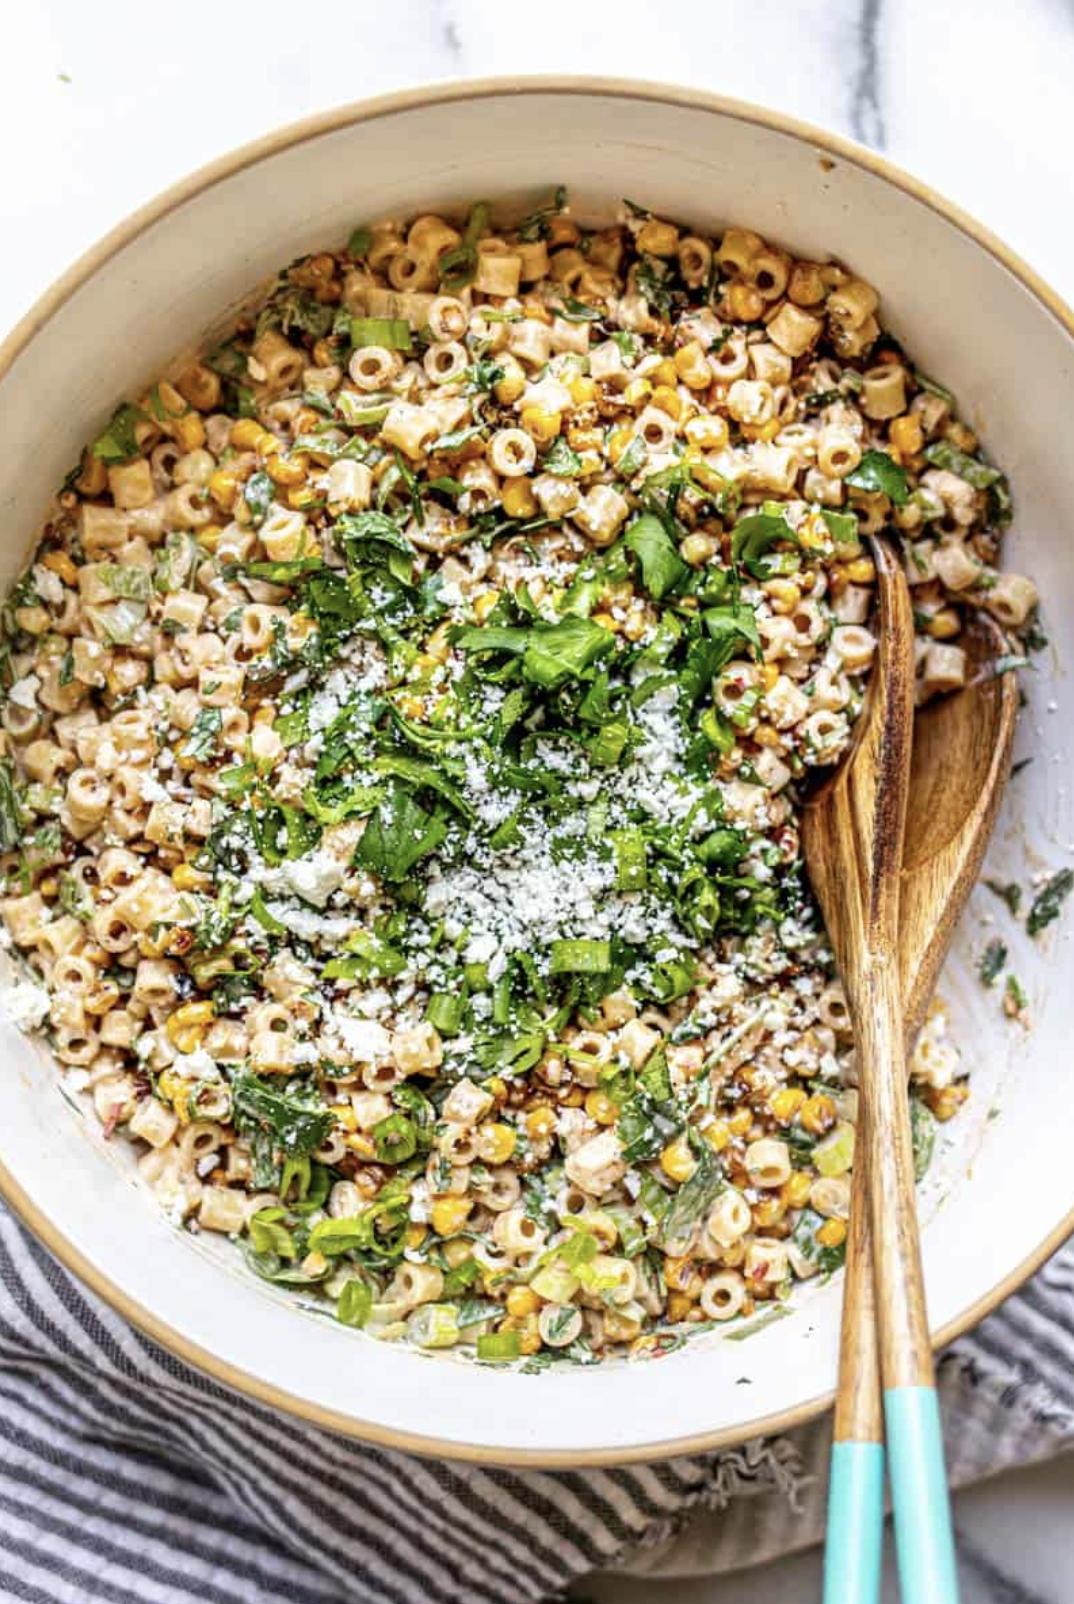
<box><xmin>0</xmin><ymin>192</ymin><xmax>1040</xmax><ymax>1366</ymax></box>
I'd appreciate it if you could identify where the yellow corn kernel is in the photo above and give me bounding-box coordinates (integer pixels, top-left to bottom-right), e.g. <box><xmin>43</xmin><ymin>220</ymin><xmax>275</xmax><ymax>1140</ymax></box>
<box><xmin>665</xmin><ymin>1291</ymin><xmax>695</xmax><ymax>1323</ymax></box>
<box><xmin>430</xmin><ymin>1196</ymin><xmax>473</xmax><ymax>1237</ymax></box>
<box><xmin>561</xmin><ymin>1087</ymin><xmax>585</xmax><ymax>1108</ymax></box>
<box><xmin>622</xmin><ymin>378</ymin><xmax>652</xmax><ymax>408</ymax></box>
<box><xmin>197</xmin><ymin>525</ymin><xmax>224</xmax><ymax>553</ymax></box>
<box><xmin>424</xmin><ymin>622</ymin><xmax>452</xmax><ymax>663</ymax></box>
<box><xmin>501</xmin><ymin>477</ymin><xmax>537</xmax><ymax>519</ymax></box>
<box><xmin>782</xmin><ymin>1171</ymin><xmax>814</xmax><ymax>1208</ymax></box>
<box><xmin>584</xmin><ymin>1089</ymin><xmax>619</xmax><ymax>1126</ymax></box>
<box><xmin>406</xmin><ymin>1223</ymin><xmax>428</xmax><ymax>1249</ymax></box>
<box><xmin>889</xmin><ymin>414</ymin><xmax>923</xmax><ymax>456</ymax></box>
<box><xmin>753</xmin><ymin>1195</ymin><xmax>787</xmax><ymax>1228</ymax></box>
<box><xmin>663</xmin><ymin>1255</ymin><xmax>696</xmax><ymax>1292</ymax></box>
<box><xmin>485</xmin><ymin>1076</ymin><xmax>508</xmax><ymax>1107</ymax></box>
<box><xmin>494</xmin><ymin>366</ymin><xmax>527</xmax><ymax>405</ymax></box>
<box><xmin>798</xmin><ymin>512</ymin><xmax>831</xmax><ymax>551</ymax></box>
<box><xmin>690</xmin><ymin>460</ymin><xmax>730</xmax><ymax>496</ymax></box>
<box><xmin>799</xmin><ymin>1093</ymin><xmax>837</xmax><ymax>1136</ymax></box>
<box><xmin>526</xmin><ymin>1106</ymin><xmax>556</xmax><ymax>1143</ymax></box>
<box><xmin>174</xmin><ymin>413</ymin><xmax>206</xmax><ymax>452</ymax></box>
<box><xmin>208</xmin><ymin>469</ymin><xmax>239</xmax><ymax>510</ymax></box>
<box><xmin>816</xmin><ymin>1218</ymin><xmax>848</xmax><ymax>1250</ymax></box>
<box><xmin>591</xmin><ymin>610</ymin><xmax>621</xmax><ymax>634</ymax></box>
<box><xmin>770</xmin><ymin>1086</ymin><xmax>806</xmax><ymax>1124</ymax></box>
<box><xmin>472</xmin><ymin>589</ymin><xmax>501</xmax><ymax>622</ymax></box>
<box><xmin>660</xmin><ymin>1135</ymin><xmax>697</xmax><ymax>1184</ymax></box>
<box><xmin>230</xmin><ymin>418</ymin><xmax>267</xmax><ymax>451</ymax></box>
<box><xmin>728</xmin><ymin>1108</ymin><xmax>754</xmax><ymax>1138</ymax></box>
<box><xmin>287</xmin><ymin>485</ymin><xmax>321</xmax><ymax>511</ymax></box>
<box><xmin>843</xmin><ymin>557</ymin><xmax>876</xmax><ymax>585</ymax></box>
<box><xmin>41</xmin><ymin>550</ymin><xmax>79</xmax><ymax>586</ymax></box>
<box><xmin>157</xmin><ymin>1070</ymin><xmax>191</xmax><ymax>1122</ymax></box>
<box><xmin>684</xmin><ymin>414</ymin><xmax>729</xmax><ymax>451</ymax></box>
<box><xmin>568</xmin><ymin>375</ymin><xmax>598</xmax><ymax>407</ymax></box>
<box><xmin>344</xmin><ymin>1132</ymin><xmax>376</xmax><ymax>1159</ymax></box>
<box><xmin>741</xmin><ymin>417</ymin><xmax>782</xmax><ymax>444</ymax></box>
<box><xmin>673</xmin><ymin>343</ymin><xmax>710</xmax><ymax>391</ymax></box>
<box><xmin>680</xmin><ymin>533</ymin><xmax>717</xmax><ymax>567</ymax></box>
<box><xmin>165</xmin><ymin>1001</ymin><xmax>214</xmax><ymax>1047</ymax></box>
<box><xmin>946</xmin><ymin>421</ymin><xmax>977</xmax><ymax>452</ymax></box>
<box><xmin>171</xmin><ymin>863</ymin><xmax>209</xmax><ymax>893</ymax></box>
<box><xmin>652</xmin><ymin>358</ymin><xmax>679</xmax><ymax>388</ymax></box>
<box><xmin>923</xmin><ymin>1082</ymin><xmax>969</xmax><ymax>1122</ymax></box>
<box><xmin>927</xmin><ymin>608</ymin><xmax>961</xmax><ymax>640</ymax></box>
<box><xmin>479</xmin><ymin>1123</ymin><xmax>517</xmax><ymax>1165</ymax></box>
<box><xmin>500</xmin><ymin>1311</ymin><xmax>543</xmax><ymax>1355</ymax></box>
<box><xmin>650</xmin><ymin>385</ymin><xmax>684</xmax><ymax>420</ymax></box>
<box><xmin>760</xmin><ymin>664</ymin><xmax>781</xmax><ymax>694</ymax></box>
<box><xmin>606</xmin><ymin>425</ymin><xmax>634</xmax><ymax>465</ymax></box>
<box><xmin>520</xmin><ymin>406</ymin><xmax>561</xmax><ymax>443</ymax></box>
<box><xmin>333</xmin><ymin>1105</ymin><xmax>358</xmax><ymax>1132</ymax></box>
<box><xmin>265</xmin><ymin>453</ymin><xmax>308</xmax><ymax>488</ymax></box>
<box><xmin>506</xmin><ymin>1286</ymin><xmax>541</xmax><ymax>1319</ymax></box>
<box><xmin>397</xmin><ymin>694</ymin><xmax>425</xmax><ymax>720</ymax></box>
<box><xmin>728</xmin><ymin>282</ymin><xmax>765</xmax><ymax>321</ymax></box>
<box><xmin>704</xmin><ymin>1120</ymin><xmax>731</xmax><ymax>1152</ymax></box>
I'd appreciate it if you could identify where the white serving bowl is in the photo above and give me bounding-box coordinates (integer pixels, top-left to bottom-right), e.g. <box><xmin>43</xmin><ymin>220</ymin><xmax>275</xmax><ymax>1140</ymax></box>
<box><xmin>0</xmin><ymin>78</ymin><xmax>1070</xmax><ymax>1466</ymax></box>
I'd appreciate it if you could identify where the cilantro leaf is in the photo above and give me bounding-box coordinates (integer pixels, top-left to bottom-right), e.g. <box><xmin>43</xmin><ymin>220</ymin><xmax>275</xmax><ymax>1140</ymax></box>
<box><xmin>91</xmin><ymin>404</ymin><xmax>147</xmax><ymax>465</ymax></box>
<box><xmin>624</xmin><ymin>513</ymin><xmax>688</xmax><ymax>599</ymax></box>
<box><xmin>1026</xmin><ymin>869</ymin><xmax>1074</xmax><ymax>937</ymax></box>
<box><xmin>355</xmin><ymin>784</ymin><xmax>449</xmax><ymax>882</ymax></box>
<box><xmin>845</xmin><ymin>450</ymin><xmax>909</xmax><ymax>505</ymax></box>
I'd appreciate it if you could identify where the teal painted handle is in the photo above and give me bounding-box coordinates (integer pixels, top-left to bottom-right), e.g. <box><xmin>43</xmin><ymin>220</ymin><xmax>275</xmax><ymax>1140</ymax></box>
<box><xmin>885</xmin><ymin>1386</ymin><xmax>960</xmax><ymax>1603</ymax></box>
<box><xmin>823</xmin><ymin>1440</ymin><xmax>885</xmax><ymax>1604</ymax></box>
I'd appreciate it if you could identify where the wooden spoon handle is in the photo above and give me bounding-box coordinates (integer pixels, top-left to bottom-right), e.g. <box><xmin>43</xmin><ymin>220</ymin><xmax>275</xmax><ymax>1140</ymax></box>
<box><xmin>860</xmin><ymin>956</ymin><xmax>960</xmax><ymax>1603</ymax></box>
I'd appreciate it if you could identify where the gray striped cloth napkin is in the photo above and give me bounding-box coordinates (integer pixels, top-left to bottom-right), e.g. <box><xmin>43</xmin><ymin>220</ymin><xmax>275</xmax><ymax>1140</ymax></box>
<box><xmin>1</xmin><ymin>1199</ymin><xmax>1072</xmax><ymax>1604</ymax></box>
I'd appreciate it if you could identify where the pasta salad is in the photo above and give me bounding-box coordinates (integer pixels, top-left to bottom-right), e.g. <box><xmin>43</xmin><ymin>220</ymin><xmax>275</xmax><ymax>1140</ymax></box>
<box><xmin>0</xmin><ymin>193</ymin><xmax>1037</xmax><ymax>1365</ymax></box>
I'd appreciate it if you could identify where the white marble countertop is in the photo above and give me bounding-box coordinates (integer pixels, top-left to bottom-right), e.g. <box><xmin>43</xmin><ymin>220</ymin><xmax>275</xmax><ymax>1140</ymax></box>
<box><xmin>4</xmin><ymin>4</ymin><xmax>1072</xmax><ymax>1600</ymax></box>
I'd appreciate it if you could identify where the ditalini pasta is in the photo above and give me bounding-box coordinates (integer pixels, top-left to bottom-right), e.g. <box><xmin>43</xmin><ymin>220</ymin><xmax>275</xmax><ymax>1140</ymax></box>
<box><xmin>0</xmin><ymin>194</ymin><xmax>1036</xmax><ymax>1364</ymax></box>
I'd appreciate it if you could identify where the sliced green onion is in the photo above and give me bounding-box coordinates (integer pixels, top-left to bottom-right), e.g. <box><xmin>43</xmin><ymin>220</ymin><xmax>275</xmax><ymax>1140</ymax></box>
<box><xmin>426</xmin><ymin>990</ymin><xmax>466</xmax><ymax>1036</ymax></box>
<box><xmin>373</xmin><ymin>1112</ymin><xmax>418</xmax><ymax>1164</ymax></box>
<box><xmin>350</xmin><ymin>316</ymin><xmax>412</xmax><ymax>352</ymax></box>
<box><xmin>548</xmin><ymin>939</ymin><xmax>612</xmax><ymax>975</ymax></box>
<box><xmin>336</xmin><ymin>392</ymin><xmax>393</xmax><ymax>427</ymax></box>
<box><xmin>610</xmin><ymin>828</ymin><xmax>647</xmax><ymax>890</ymax></box>
<box><xmin>477</xmin><ymin>1330</ymin><xmax>521</xmax><ymax>1362</ymax></box>
<box><xmin>337</xmin><ymin>1277</ymin><xmax>373</xmax><ymax>1328</ymax></box>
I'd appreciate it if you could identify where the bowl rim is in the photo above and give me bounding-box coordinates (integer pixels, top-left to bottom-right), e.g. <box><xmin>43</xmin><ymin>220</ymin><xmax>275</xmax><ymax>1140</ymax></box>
<box><xmin>2</xmin><ymin>73</ymin><xmax>1073</xmax><ymax>1467</ymax></box>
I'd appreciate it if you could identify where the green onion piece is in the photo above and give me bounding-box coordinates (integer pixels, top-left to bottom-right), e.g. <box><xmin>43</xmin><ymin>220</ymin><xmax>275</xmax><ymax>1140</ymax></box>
<box><xmin>372</xmin><ymin>1112</ymin><xmax>418</xmax><ymax>1164</ymax></box>
<box><xmin>347</xmin><ymin>226</ymin><xmax>372</xmax><ymax>258</ymax></box>
<box><xmin>350</xmin><ymin>316</ymin><xmax>412</xmax><ymax>352</ymax></box>
<box><xmin>426</xmin><ymin>991</ymin><xmax>466</xmax><ymax>1036</ymax></box>
<box><xmin>335</xmin><ymin>392</ymin><xmax>393</xmax><ymax>427</ymax></box>
<box><xmin>610</xmin><ymin>828</ymin><xmax>647</xmax><ymax>890</ymax></box>
<box><xmin>699</xmin><ymin>708</ymin><xmax>736</xmax><ymax>755</ymax></box>
<box><xmin>248</xmin><ymin>887</ymin><xmax>286</xmax><ymax>935</ymax></box>
<box><xmin>548</xmin><ymin>939</ymin><xmax>612</xmax><ymax>975</ymax></box>
<box><xmin>477</xmin><ymin>1330</ymin><xmax>522</xmax><ymax>1362</ymax></box>
<box><xmin>337</xmin><ymin>1277</ymin><xmax>373</xmax><ymax>1328</ymax></box>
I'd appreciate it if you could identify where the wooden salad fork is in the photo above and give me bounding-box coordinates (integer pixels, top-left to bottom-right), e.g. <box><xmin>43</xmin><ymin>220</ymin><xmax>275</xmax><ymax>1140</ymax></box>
<box><xmin>820</xmin><ymin>607</ymin><xmax>1016</xmax><ymax>1604</ymax></box>
<box><xmin>801</xmin><ymin>535</ymin><xmax>959</xmax><ymax>1604</ymax></box>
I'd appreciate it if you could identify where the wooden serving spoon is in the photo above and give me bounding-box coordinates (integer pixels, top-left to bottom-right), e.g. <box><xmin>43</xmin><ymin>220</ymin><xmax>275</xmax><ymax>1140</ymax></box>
<box><xmin>801</xmin><ymin>534</ymin><xmax>960</xmax><ymax>1604</ymax></box>
<box><xmin>818</xmin><ymin>601</ymin><xmax>1017</xmax><ymax>1604</ymax></box>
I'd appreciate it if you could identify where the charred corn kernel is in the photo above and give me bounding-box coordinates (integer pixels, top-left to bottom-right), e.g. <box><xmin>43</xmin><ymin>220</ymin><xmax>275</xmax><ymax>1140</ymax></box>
<box><xmin>561</xmin><ymin>1087</ymin><xmax>585</xmax><ymax>1108</ymax></box>
<box><xmin>760</xmin><ymin>662</ymin><xmax>780</xmax><ymax>691</ymax></box>
<box><xmin>663</xmin><ymin>1255</ymin><xmax>696</xmax><ymax>1291</ymax></box>
<box><xmin>769</xmin><ymin>577</ymin><xmax>804</xmax><ymax>612</ymax></box>
<box><xmin>653</xmin><ymin>358</ymin><xmax>679</xmax><ymax>388</ymax></box>
<box><xmin>75</xmin><ymin>453</ymin><xmax>109</xmax><ymax>496</ymax></box>
<box><xmin>591</xmin><ymin>610</ymin><xmax>621</xmax><ymax>634</ymax></box>
<box><xmin>623</xmin><ymin>377</ymin><xmax>652</xmax><ymax>407</ymax></box>
<box><xmin>397</xmin><ymin>694</ymin><xmax>425</xmax><ymax>720</ymax></box>
<box><xmin>728</xmin><ymin>282</ymin><xmax>765</xmax><ymax>321</ymax></box>
<box><xmin>41</xmin><ymin>550</ymin><xmax>78</xmax><ymax>586</ymax></box>
<box><xmin>506</xmin><ymin>1286</ymin><xmax>541</xmax><ymax>1319</ymax></box>
<box><xmin>479</xmin><ymin>1123</ymin><xmax>517</xmax><ymax>1164</ymax></box>
<box><xmin>704</xmin><ymin>1120</ymin><xmax>731</xmax><ymax>1152</ymax></box>
<box><xmin>946</xmin><ymin>421</ymin><xmax>977</xmax><ymax>452</ymax></box>
<box><xmin>844</xmin><ymin>557</ymin><xmax>876</xmax><ymax>584</ymax></box>
<box><xmin>607</xmin><ymin>425</ymin><xmax>634</xmax><ymax>465</ymax></box>
<box><xmin>526</xmin><ymin>1107</ymin><xmax>556</xmax><ymax>1143</ymax></box>
<box><xmin>431</xmin><ymin>1196</ymin><xmax>473</xmax><ymax>1236</ymax></box>
<box><xmin>265</xmin><ymin>453</ymin><xmax>308</xmax><ymax>487</ymax></box>
<box><xmin>208</xmin><ymin>468</ymin><xmax>239</xmax><ymax>510</ymax></box>
<box><xmin>799</xmin><ymin>512</ymin><xmax>831</xmax><ymax>551</ymax></box>
<box><xmin>753</xmin><ymin>1195</ymin><xmax>787</xmax><ymax>1228</ymax></box>
<box><xmin>568</xmin><ymin>375</ymin><xmax>598</xmax><ymax>407</ymax></box>
<box><xmin>585</xmin><ymin>1089</ymin><xmax>619</xmax><ymax>1126</ymax></box>
<box><xmin>728</xmin><ymin>1108</ymin><xmax>754</xmax><ymax>1138</ymax></box>
<box><xmin>637</xmin><ymin>218</ymin><xmax>679</xmax><ymax>257</ymax></box>
<box><xmin>753</xmin><ymin>724</ymin><xmax>781</xmax><ymax>749</ymax></box>
<box><xmin>924</xmin><ymin>1082</ymin><xmax>969</xmax><ymax>1122</ymax></box>
<box><xmin>287</xmin><ymin>485</ymin><xmax>321</xmax><ymax>511</ymax></box>
<box><xmin>927</xmin><ymin>607</ymin><xmax>961</xmax><ymax>640</ymax></box>
<box><xmin>174</xmin><ymin>413</ymin><xmax>206</xmax><ymax>452</ymax></box>
<box><xmin>158</xmin><ymin>1070</ymin><xmax>191</xmax><ymax>1121</ymax></box>
<box><xmin>501</xmin><ymin>477</ymin><xmax>537</xmax><ymax>519</ymax></box>
<box><xmin>494</xmin><ymin>366</ymin><xmax>526</xmax><ymax>405</ymax></box>
<box><xmin>171</xmin><ymin>863</ymin><xmax>209</xmax><ymax>892</ymax></box>
<box><xmin>782</xmin><ymin>1171</ymin><xmax>814</xmax><ymax>1208</ymax></box>
<box><xmin>651</xmin><ymin>385</ymin><xmax>684</xmax><ymax>420</ymax></box>
<box><xmin>472</xmin><ymin>589</ymin><xmax>501</xmax><ymax>622</ymax></box>
<box><xmin>770</xmin><ymin>1086</ymin><xmax>806</xmax><ymax>1123</ymax></box>
<box><xmin>684</xmin><ymin>414</ymin><xmax>729</xmax><ymax>451</ymax></box>
<box><xmin>344</xmin><ymin>1132</ymin><xmax>376</xmax><ymax>1159</ymax></box>
<box><xmin>889</xmin><ymin>414</ymin><xmax>923</xmax><ymax>456</ymax></box>
<box><xmin>230</xmin><ymin>419</ymin><xmax>267</xmax><ymax>451</ymax></box>
<box><xmin>665</xmin><ymin>1291</ymin><xmax>695</xmax><ymax>1322</ymax></box>
<box><xmin>520</xmin><ymin>406</ymin><xmax>561</xmax><ymax>443</ymax></box>
<box><xmin>680</xmin><ymin>532</ymin><xmax>717</xmax><ymax>566</ymax></box>
<box><xmin>166</xmin><ymin>1001</ymin><xmax>214</xmax><ymax>1044</ymax></box>
<box><xmin>406</xmin><ymin>1223</ymin><xmax>428</xmax><ymax>1249</ymax></box>
<box><xmin>800</xmin><ymin>1093</ymin><xmax>837</xmax><ymax>1135</ymax></box>
<box><xmin>816</xmin><ymin>1218</ymin><xmax>848</xmax><ymax>1250</ymax></box>
<box><xmin>674</xmin><ymin>342</ymin><xmax>710</xmax><ymax>390</ymax></box>
<box><xmin>741</xmin><ymin>418</ymin><xmax>782</xmax><ymax>444</ymax></box>
<box><xmin>197</xmin><ymin>524</ymin><xmax>224</xmax><ymax>553</ymax></box>
<box><xmin>485</xmin><ymin>1076</ymin><xmax>508</xmax><ymax>1107</ymax></box>
<box><xmin>660</xmin><ymin>1135</ymin><xmax>697</xmax><ymax>1184</ymax></box>
<box><xmin>333</xmin><ymin>1105</ymin><xmax>358</xmax><ymax>1131</ymax></box>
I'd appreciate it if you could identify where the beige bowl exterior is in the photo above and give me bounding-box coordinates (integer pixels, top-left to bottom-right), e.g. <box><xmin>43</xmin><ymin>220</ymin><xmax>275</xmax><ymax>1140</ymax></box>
<box><xmin>0</xmin><ymin>78</ymin><xmax>1071</xmax><ymax>1466</ymax></box>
